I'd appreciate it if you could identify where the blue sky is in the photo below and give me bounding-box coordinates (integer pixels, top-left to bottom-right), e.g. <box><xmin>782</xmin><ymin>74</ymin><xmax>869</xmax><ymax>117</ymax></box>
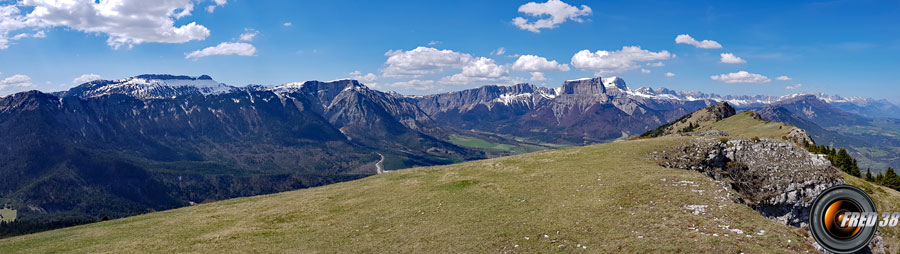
<box><xmin>0</xmin><ymin>0</ymin><xmax>898</xmax><ymax>102</ymax></box>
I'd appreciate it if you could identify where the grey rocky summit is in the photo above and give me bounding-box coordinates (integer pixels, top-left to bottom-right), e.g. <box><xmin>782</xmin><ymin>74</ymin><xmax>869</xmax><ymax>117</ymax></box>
<box><xmin>651</xmin><ymin>137</ymin><xmax>885</xmax><ymax>253</ymax></box>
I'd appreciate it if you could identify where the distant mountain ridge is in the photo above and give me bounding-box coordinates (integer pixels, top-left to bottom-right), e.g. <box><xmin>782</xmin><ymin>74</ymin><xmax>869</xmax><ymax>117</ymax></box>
<box><xmin>412</xmin><ymin>77</ymin><xmax>716</xmax><ymax>144</ymax></box>
<box><xmin>756</xmin><ymin>94</ymin><xmax>900</xmax><ymax>171</ymax></box>
<box><xmin>0</xmin><ymin>75</ymin><xmax>483</xmax><ymax>236</ymax></box>
<box><xmin>1</xmin><ymin>73</ymin><xmax>897</xmax><ymax>237</ymax></box>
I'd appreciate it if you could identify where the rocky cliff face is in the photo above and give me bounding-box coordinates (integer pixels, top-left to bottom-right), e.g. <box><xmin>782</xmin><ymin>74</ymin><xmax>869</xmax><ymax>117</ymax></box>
<box><xmin>412</xmin><ymin>77</ymin><xmax>714</xmax><ymax>144</ymax></box>
<box><xmin>650</xmin><ymin>136</ymin><xmax>888</xmax><ymax>253</ymax></box>
<box><xmin>652</xmin><ymin>138</ymin><xmax>843</xmax><ymax>228</ymax></box>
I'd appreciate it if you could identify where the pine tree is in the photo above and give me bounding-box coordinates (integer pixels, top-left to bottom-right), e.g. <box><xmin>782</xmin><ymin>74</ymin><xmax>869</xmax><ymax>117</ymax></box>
<box><xmin>885</xmin><ymin>167</ymin><xmax>900</xmax><ymax>190</ymax></box>
<box><xmin>866</xmin><ymin>169</ymin><xmax>874</xmax><ymax>182</ymax></box>
<box><xmin>850</xmin><ymin>158</ymin><xmax>861</xmax><ymax>177</ymax></box>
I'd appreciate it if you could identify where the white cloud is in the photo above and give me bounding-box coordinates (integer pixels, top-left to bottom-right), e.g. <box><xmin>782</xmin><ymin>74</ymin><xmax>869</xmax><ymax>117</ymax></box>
<box><xmin>646</xmin><ymin>61</ymin><xmax>664</xmax><ymax>67</ymax></box>
<box><xmin>440</xmin><ymin>57</ymin><xmax>509</xmax><ymax>85</ymax></box>
<box><xmin>510</xmin><ymin>54</ymin><xmax>567</xmax><ymax>83</ymax></box>
<box><xmin>461</xmin><ymin>57</ymin><xmax>507</xmax><ymax>77</ymax></box>
<box><xmin>10</xmin><ymin>30</ymin><xmax>44</xmax><ymax>41</ymax></box>
<box><xmin>207</xmin><ymin>0</ymin><xmax>227</xmax><ymax>13</ymax></box>
<box><xmin>386</xmin><ymin>79</ymin><xmax>437</xmax><ymax>91</ymax></box>
<box><xmin>427</xmin><ymin>40</ymin><xmax>441</xmax><ymax>46</ymax></box>
<box><xmin>529</xmin><ymin>72</ymin><xmax>547</xmax><ymax>81</ymax></box>
<box><xmin>775</xmin><ymin>75</ymin><xmax>792</xmax><ymax>81</ymax></box>
<box><xmin>785</xmin><ymin>83</ymin><xmax>803</xmax><ymax>90</ymax></box>
<box><xmin>283</xmin><ymin>22</ymin><xmax>292</xmax><ymax>27</ymax></box>
<box><xmin>675</xmin><ymin>34</ymin><xmax>722</xmax><ymax>49</ymax></box>
<box><xmin>491</xmin><ymin>47</ymin><xmax>506</xmax><ymax>56</ymax></box>
<box><xmin>185</xmin><ymin>42</ymin><xmax>256</xmax><ymax>59</ymax></box>
<box><xmin>0</xmin><ymin>5</ymin><xmax>29</xmax><ymax>50</ymax></box>
<box><xmin>570</xmin><ymin>46</ymin><xmax>673</xmax><ymax>75</ymax></box>
<box><xmin>17</xmin><ymin>0</ymin><xmax>210</xmax><ymax>49</ymax></box>
<box><xmin>72</xmin><ymin>74</ymin><xmax>101</xmax><ymax>85</ymax></box>
<box><xmin>349</xmin><ymin>70</ymin><xmax>378</xmax><ymax>83</ymax></box>
<box><xmin>382</xmin><ymin>47</ymin><xmax>473</xmax><ymax>78</ymax></box>
<box><xmin>641</xmin><ymin>68</ymin><xmax>651</xmax><ymax>74</ymax></box>
<box><xmin>512</xmin><ymin>0</ymin><xmax>592</xmax><ymax>33</ymax></box>
<box><xmin>239</xmin><ymin>29</ymin><xmax>258</xmax><ymax>42</ymax></box>
<box><xmin>710</xmin><ymin>71</ymin><xmax>771</xmax><ymax>83</ymax></box>
<box><xmin>719</xmin><ymin>53</ymin><xmax>746</xmax><ymax>64</ymax></box>
<box><xmin>0</xmin><ymin>74</ymin><xmax>35</xmax><ymax>94</ymax></box>
<box><xmin>665</xmin><ymin>72</ymin><xmax>675</xmax><ymax>77</ymax></box>
<box><xmin>511</xmin><ymin>55</ymin><xmax>570</xmax><ymax>72</ymax></box>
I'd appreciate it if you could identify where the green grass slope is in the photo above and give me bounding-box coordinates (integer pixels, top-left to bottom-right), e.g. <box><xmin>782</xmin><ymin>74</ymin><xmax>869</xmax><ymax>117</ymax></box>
<box><xmin>845</xmin><ymin>173</ymin><xmax>900</xmax><ymax>254</ymax></box>
<box><xmin>0</xmin><ymin>137</ymin><xmax>815</xmax><ymax>253</ymax></box>
<box><xmin>700</xmin><ymin>111</ymin><xmax>794</xmax><ymax>139</ymax></box>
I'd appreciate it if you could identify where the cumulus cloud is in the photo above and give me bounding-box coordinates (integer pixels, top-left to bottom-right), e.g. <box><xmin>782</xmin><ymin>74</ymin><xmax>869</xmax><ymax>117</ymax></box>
<box><xmin>382</xmin><ymin>47</ymin><xmax>474</xmax><ymax>78</ymax></box>
<box><xmin>239</xmin><ymin>29</ymin><xmax>259</xmax><ymax>41</ymax></box>
<box><xmin>785</xmin><ymin>83</ymin><xmax>803</xmax><ymax>90</ymax></box>
<box><xmin>491</xmin><ymin>47</ymin><xmax>506</xmax><ymax>56</ymax></box>
<box><xmin>386</xmin><ymin>79</ymin><xmax>437</xmax><ymax>91</ymax></box>
<box><xmin>206</xmin><ymin>0</ymin><xmax>227</xmax><ymax>13</ymax></box>
<box><xmin>641</xmin><ymin>68</ymin><xmax>651</xmax><ymax>74</ymax></box>
<box><xmin>710</xmin><ymin>71</ymin><xmax>771</xmax><ymax>83</ymax></box>
<box><xmin>0</xmin><ymin>74</ymin><xmax>35</xmax><ymax>94</ymax></box>
<box><xmin>283</xmin><ymin>22</ymin><xmax>292</xmax><ymax>27</ymax></box>
<box><xmin>441</xmin><ymin>57</ymin><xmax>509</xmax><ymax>84</ymax></box>
<box><xmin>646</xmin><ymin>61</ymin><xmax>664</xmax><ymax>67</ymax></box>
<box><xmin>570</xmin><ymin>46</ymin><xmax>673</xmax><ymax>75</ymax></box>
<box><xmin>0</xmin><ymin>5</ymin><xmax>29</xmax><ymax>50</ymax></box>
<box><xmin>720</xmin><ymin>53</ymin><xmax>746</xmax><ymax>64</ymax></box>
<box><xmin>511</xmin><ymin>55</ymin><xmax>570</xmax><ymax>72</ymax></box>
<box><xmin>675</xmin><ymin>34</ymin><xmax>722</xmax><ymax>49</ymax></box>
<box><xmin>775</xmin><ymin>75</ymin><xmax>792</xmax><ymax>81</ymax></box>
<box><xmin>665</xmin><ymin>72</ymin><xmax>675</xmax><ymax>77</ymax></box>
<box><xmin>72</xmin><ymin>74</ymin><xmax>102</xmax><ymax>85</ymax></box>
<box><xmin>461</xmin><ymin>57</ymin><xmax>507</xmax><ymax>77</ymax></box>
<box><xmin>427</xmin><ymin>40</ymin><xmax>441</xmax><ymax>46</ymax></box>
<box><xmin>185</xmin><ymin>42</ymin><xmax>256</xmax><ymax>59</ymax></box>
<box><xmin>10</xmin><ymin>30</ymin><xmax>45</xmax><ymax>40</ymax></box>
<box><xmin>512</xmin><ymin>0</ymin><xmax>592</xmax><ymax>33</ymax></box>
<box><xmin>15</xmin><ymin>0</ymin><xmax>210</xmax><ymax>49</ymax></box>
<box><xmin>511</xmin><ymin>55</ymin><xmax>569</xmax><ymax>82</ymax></box>
<box><xmin>349</xmin><ymin>70</ymin><xmax>378</xmax><ymax>83</ymax></box>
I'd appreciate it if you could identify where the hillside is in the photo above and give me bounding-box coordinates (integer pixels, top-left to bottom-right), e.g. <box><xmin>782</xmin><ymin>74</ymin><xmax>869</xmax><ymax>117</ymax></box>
<box><xmin>641</xmin><ymin>101</ymin><xmax>736</xmax><ymax>137</ymax></box>
<box><xmin>845</xmin><ymin>173</ymin><xmax>900</xmax><ymax>253</ymax></box>
<box><xmin>1</xmin><ymin>108</ymin><xmax>866</xmax><ymax>253</ymax></box>
<box><xmin>0</xmin><ymin>137</ymin><xmax>819</xmax><ymax>253</ymax></box>
<box><xmin>756</xmin><ymin>94</ymin><xmax>900</xmax><ymax>171</ymax></box>
<box><xmin>2</xmin><ymin>84</ymin><xmax>897</xmax><ymax>252</ymax></box>
<box><xmin>0</xmin><ymin>76</ymin><xmax>485</xmax><ymax>235</ymax></box>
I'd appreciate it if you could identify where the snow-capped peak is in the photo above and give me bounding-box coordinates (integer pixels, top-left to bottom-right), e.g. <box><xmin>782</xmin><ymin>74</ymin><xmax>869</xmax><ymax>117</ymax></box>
<box><xmin>602</xmin><ymin>76</ymin><xmax>628</xmax><ymax>91</ymax></box>
<box><xmin>269</xmin><ymin>81</ymin><xmax>307</xmax><ymax>93</ymax></box>
<box><xmin>64</xmin><ymin>74</ymin><xmax>234</xmax><ymax>99</ymax></box>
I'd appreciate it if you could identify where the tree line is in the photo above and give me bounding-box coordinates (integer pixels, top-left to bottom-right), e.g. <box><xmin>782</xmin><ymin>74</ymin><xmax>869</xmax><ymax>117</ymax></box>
<box><xmin>806</xmin><ymin>143</ymin><xmax>900</xmax><ymax>190</ymax></box>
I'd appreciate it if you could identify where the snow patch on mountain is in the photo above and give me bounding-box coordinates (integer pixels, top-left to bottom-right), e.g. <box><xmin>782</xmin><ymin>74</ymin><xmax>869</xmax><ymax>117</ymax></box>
<box><xmin>65</xmin><ymin>74</ymin><xmax>234</xmax><ymax>99</ymax></box>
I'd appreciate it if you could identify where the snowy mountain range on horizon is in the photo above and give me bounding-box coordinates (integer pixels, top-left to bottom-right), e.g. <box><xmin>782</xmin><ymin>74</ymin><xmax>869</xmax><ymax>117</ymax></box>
<box><xmin>28</xmin><ymin>74</ymin><xmax>898</xmax><ymax>120</ymax></box>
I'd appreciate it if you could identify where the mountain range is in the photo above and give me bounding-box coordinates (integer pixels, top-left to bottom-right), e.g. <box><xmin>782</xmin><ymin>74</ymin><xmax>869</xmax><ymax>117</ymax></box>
<box><xmin>0</xmin><ymin>73</ymin><xmax>897</xmax><ymax>236</ymax></box>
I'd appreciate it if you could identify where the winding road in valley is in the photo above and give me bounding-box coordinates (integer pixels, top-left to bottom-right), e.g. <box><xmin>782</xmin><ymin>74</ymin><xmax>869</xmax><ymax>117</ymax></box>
<box><xmin>375</xmin><ymin>153</ymin><xmax>386</xmax><ymax>174</ymax></box>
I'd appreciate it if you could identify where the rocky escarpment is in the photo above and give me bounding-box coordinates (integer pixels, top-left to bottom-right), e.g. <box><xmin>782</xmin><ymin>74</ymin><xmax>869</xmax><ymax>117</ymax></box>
<box><xmin>651</xmin><ymin>137</ymin><xmax>886</xmax><ymax>253</ymax></box>
<box><xmin>411</xmin><ymin>77</ymin><xmax>713</xmax><ymax>144</ymax></box>
<box><xmin>652</xmin><ymin>138</ymin><xmax>842</xmax><ymax>228</ymax></box>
